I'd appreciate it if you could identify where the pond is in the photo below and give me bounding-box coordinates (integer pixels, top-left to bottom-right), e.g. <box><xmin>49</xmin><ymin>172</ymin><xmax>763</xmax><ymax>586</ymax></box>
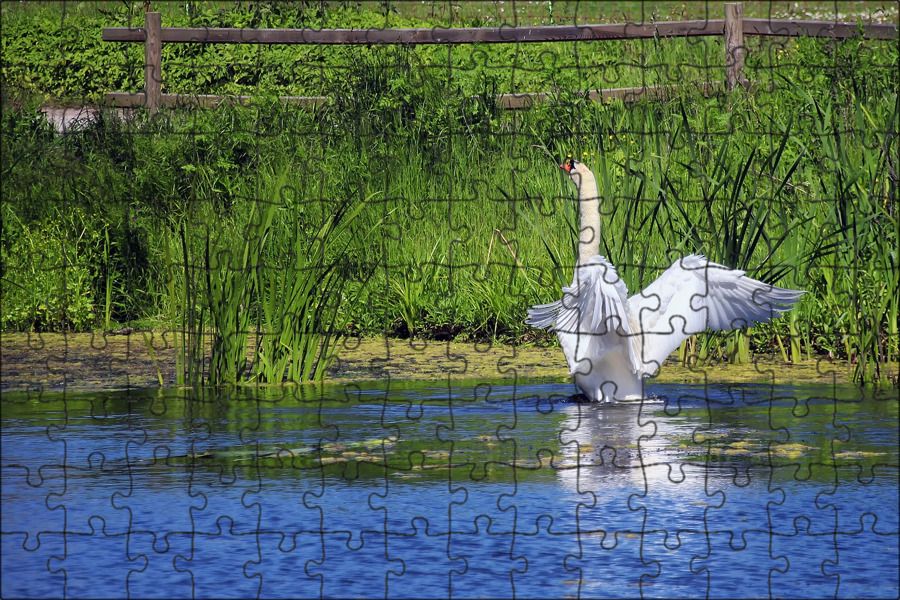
<box><xmin>2</xmin><ymin>380</ymin><xmax>897</xmax><ymax>599</ymax></box>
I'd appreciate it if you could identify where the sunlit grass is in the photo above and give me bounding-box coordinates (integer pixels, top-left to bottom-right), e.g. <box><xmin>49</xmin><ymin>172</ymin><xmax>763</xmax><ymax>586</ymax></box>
<box><xmin>1</xmin><ymin>2</ymin><xmax>897</xmax><ymax>387</ymax></box>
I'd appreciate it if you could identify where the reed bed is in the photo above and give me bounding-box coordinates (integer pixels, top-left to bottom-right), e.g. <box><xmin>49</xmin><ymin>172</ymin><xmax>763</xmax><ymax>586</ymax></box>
<box><xmin>1</xmin><ymin>2</ymin><xmax>897</xmax><ymax>386</ymax></box>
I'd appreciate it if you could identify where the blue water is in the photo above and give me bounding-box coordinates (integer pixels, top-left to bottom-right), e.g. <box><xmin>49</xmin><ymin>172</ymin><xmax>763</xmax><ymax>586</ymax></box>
<box><xmin>2</xmin><ymin>381</ymin><xmax>897</xmax><ymax>598</ymax></box>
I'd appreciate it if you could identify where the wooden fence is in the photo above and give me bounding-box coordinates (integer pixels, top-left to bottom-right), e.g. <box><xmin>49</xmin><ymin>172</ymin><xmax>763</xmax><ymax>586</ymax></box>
<box><xmin>102</xmin><ymin>2</ymin><xmax>898</xmax><ymax>111</ymax></box>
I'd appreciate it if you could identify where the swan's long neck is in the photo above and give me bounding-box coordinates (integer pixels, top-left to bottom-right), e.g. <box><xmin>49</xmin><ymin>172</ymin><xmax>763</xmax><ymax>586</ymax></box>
<box><xmin>575</xmin><ymin>169</ymin><xmax>601</xmax><ymax>263</ymax></box>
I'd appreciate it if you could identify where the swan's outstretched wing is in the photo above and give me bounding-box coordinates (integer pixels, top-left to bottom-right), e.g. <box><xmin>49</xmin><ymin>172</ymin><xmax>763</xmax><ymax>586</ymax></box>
<box><xmin>527</xmin><ymin>255</ymin><xmax>642</xmax><ymax>374</ymax></box>
<box><xmin>630</xmin><ymin>254</ymin><xmax>804</xmax><ymax>374</ymax></box>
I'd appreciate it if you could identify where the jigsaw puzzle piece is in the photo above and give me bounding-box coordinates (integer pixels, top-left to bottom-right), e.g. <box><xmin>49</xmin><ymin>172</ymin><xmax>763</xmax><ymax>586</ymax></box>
<box><xmin>768</xmin><ymin>516</ymin><xmax>839</xmax><ymax>598</ymax></box>
<box><xmin>170</xmin><ymin>514</ymin><xmax>263</xmax><ymax>599</ymax></box>
<box><xmin>48</xmin><ymin>517</ymin><xmax>148</xmax><ymax>599</ymax></box>
<box><xmin>122</xmin><ymin>529</ymin><xmax>194</xmax><ymax>599</ymax></box>
<box><xmin>620</xmin><ymin>460</ymin><xmax>718</xmax><ymax>598</ymax></box>
<box><xmin>249</xmin><ymin>532</ymin><xmax>324</xmax><ymax>598</ymax></box>
<box><xmin>382</xmin><ymin>517</ymin><xmax>458</xmax><ymax>598</ymax></box>
<box><xmin>695</xmin><ymin>530</ymin><xmax>784</xmax><ymax>598</ymax></box>
<box><xmin>690</xmin><ymin>464</ymin><xmax>790</xmax><ymax>597</ymax></box>
<box><xmin>816</xmin><ymin>465</ymin><xmax>900</xmax><ymax>536</ymax></box>
<box><xmin>0</xmin><ymin>531</ymin><xmax>65</xmax><ymax>598</ymax></box>
<box><xmin>439</xmin><ymin>383</ymin><xmax>526</xmax><ymax>536</ymax></box>
<box><xmin>827</xmin><ymin>513</ymin><xmax>900</xmax><ymax>598</ymax></box>
<box><xmin>568</xmin><ymin>521</ymin><xmax>646</xmax><ymax>594</ymax></box>
<box><xmin>446</xmin><ymin>514</ymin><xmax>520</xmax><ymax>599</ymax></box>
<box><xmin>305</xmin><ymin>529</ymin><xmax>403</xmax><ymax>598</ymax></box>
<box><xmin>510</xmin><ymin>515</ymin><xmax>581</xmax><ymax>598</ymax></box>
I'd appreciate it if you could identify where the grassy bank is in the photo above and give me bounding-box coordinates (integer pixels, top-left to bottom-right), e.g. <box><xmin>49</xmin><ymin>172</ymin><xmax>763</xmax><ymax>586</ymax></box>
<box><xmin>1</xmin><ymin>2</ymin><xmax>897</xmax><ymax>387</ymax></box>
<box><xmin>0</xmin><ymin>331</ymin><xmax>865</xmax><ymax>395</ymax></box>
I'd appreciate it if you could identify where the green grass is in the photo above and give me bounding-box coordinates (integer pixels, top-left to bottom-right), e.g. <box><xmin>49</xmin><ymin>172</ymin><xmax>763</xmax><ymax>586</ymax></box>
<box><xmin>1</xmin><ymin>1</ymin><xmax>897</xmax><ymax>386</ymax></box>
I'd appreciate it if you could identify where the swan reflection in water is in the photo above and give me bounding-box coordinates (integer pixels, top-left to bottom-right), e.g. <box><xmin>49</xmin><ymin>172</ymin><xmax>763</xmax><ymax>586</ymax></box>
<box><xmin>552</xmin><ymin>394</ymin><xmax>715</xmax><ymax>505</ymax></box>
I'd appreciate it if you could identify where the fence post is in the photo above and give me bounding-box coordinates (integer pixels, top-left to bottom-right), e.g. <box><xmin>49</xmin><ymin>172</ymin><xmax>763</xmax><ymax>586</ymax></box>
<box><xmin>144</xmin><ymin>12</ymin><xmax>162</xmax><ymax>111</ymax></box>
<box><xmin>724</xmin><ymin>2</ymin><xmax>746</xmax><ymax>91</ymax></box>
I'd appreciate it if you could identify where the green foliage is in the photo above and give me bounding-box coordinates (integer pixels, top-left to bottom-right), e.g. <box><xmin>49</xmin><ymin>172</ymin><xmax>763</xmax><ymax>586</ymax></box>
<box><xmin>1</xmin><ymin>2</ymin><xmax>734</xmax><ymax>105</ymax></box>
<box><xmin>1</xmin><ymin>207</ymin><xmax>98</xmax><ymax>331</ymax></box>
<box><xmin>1</xmin><ymin>2</ymin><xmax>897</xmax><ymax>386</ymax></box>
<box><xmin>252</xmin><ymin>173</ymin><xmax>370</xmax><ymax>383</ymax></box>
<box><xmin>1</xmin><ymin>5</ymin><xmax>142</xmax><ymax>104</ymax></box>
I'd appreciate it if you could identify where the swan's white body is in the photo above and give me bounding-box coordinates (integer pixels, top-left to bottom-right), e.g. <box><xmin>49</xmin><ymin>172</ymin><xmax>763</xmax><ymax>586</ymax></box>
<box><xmin>526</xmin><ymin>159</ymin><xmax>804</xmax><ymax>402</ymax></box>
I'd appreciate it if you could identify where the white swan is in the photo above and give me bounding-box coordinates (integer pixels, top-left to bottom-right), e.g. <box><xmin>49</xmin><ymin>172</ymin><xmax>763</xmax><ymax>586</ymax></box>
<box><xmin>526</xmin><ymin>158</ymin><xmax>804</xmax><ymax>402</ymax></box>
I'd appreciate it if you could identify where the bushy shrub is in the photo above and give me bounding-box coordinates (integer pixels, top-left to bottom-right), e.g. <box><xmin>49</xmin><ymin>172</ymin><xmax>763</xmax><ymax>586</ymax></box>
<box><xmin>1</xmin><ymin>207</ymin><xmax>98</xmax><ymax>331</ymax></box>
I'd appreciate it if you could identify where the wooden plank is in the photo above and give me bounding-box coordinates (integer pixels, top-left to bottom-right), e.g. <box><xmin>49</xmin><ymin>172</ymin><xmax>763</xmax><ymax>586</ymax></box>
<box><xmin>103</xmin><ymin>27</ymin><xmax>145</xmax><ymax>42</ymax></box>
<box><xmin>743</xmin><ymin>19</ymin><xmax>898</xmax><ymax>39</ymax></box>
<box><xmin>102</xmin><ymin>19</ymin><xmax>897</xmax><ymax>46</ymax></box>
<box><xmin>104</xmin><ymin>92</ymin><xmax>148</xmax><ymax>107</ymax></box>
<box><xmin>725</xmin><ymin>3</ymin><xmax>746</xmax><ymax>92</ymax></box>
<box><xmin>103</xmin><ymin>20</ymin><xmax>725</xmax><ymax>45</ymax></box>
<box><xmin>144</xmin><ymin>12</ymin><xmax>162</xmax><ymax>112</ymax></box>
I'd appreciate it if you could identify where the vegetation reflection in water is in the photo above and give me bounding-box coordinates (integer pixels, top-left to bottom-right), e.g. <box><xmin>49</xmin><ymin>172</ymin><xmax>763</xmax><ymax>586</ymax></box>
<box><xmin>2</xmin><ymin>380</ymin><xmax>897</xmax><ymax>481</ymax></box>
<box><xmin>1</xmin><ymin>380</ymin><xmax>897</xmax><ymax>598</ymax></box>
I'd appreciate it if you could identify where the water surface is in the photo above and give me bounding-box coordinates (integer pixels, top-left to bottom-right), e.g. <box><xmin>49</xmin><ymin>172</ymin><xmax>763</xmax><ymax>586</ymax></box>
<box><xmin>2</xmin><ymin>380</ymin><xmax>897</xmax><ymax>598</ymax></box>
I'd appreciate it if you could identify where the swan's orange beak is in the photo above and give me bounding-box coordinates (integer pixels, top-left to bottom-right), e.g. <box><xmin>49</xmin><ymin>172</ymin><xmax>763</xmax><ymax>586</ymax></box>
<box><xmin>560</xmin><ymin>162</ymin><xmax>573</xmax><ymax>173</ymax></box>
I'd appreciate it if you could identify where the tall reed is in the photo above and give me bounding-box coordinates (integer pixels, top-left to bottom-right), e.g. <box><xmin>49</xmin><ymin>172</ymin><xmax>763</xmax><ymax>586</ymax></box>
<box><xmin>252</xmin><ymin>172</ymin><xmax>370</xmax><ymax>383</ymax></box>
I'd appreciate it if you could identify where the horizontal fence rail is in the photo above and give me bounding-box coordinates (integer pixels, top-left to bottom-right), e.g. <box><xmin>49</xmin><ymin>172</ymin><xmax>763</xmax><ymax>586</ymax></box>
<box><xmin>741</xmin><ymin>18</ymin><xmax>897</xmax><ymax>39</ymax></box>
<box><xmin>102</xmin><ymin>19</ymin><xmax>898</xmax><ymax>45</ymax></box>
<box><xmin>102</xmin><ymin>20</ymin><xmax>727</xmax><ymax>44</ymax></box>
<box><xmin>101</xmin><ymin>3</ymin><xmax>898</xmax><ymax>111</ymax></box>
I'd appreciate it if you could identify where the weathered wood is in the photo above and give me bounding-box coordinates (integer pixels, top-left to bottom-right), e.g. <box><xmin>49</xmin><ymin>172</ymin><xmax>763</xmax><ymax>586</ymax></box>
<box><xmin>743</xmin><ymin>18</ymin><xmax>898</xmax><ymax>39</ymax></box>
<box><xmin>725</xmin><ymin>3</ymin><xmax>746</xmax><ymax>92</ymax></box>
<box><xmin>103</xmin><ymin>18</ymin><xmax>897</xmax><ymax>46</ymax></box>
<box><xmin>144</xmin><ymin>12</ymin><xmax>161</xmax><ymax>112</ymax></box>
<box><xmin>104</xmin><ymin>92</ymin><xmax>149</xmax><ymax>107</ymax></box>
<box><xmin>103</xmin><ymin>20</ymin><xmax>726</xmax><ymax>45</ymax></box>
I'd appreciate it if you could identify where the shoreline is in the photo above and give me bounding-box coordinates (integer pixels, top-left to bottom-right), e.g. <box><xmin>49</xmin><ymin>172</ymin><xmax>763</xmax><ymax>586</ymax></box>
<box><xmin>0</xmin><ymin>331</ymin><xmax>864</xmax><ymax>396</ymax></box>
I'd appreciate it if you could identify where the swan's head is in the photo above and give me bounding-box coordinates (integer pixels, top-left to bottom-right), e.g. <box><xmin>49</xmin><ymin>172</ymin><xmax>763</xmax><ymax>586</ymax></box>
<box><xmin>560</xmin><ymin>156</ymin><xmax>578</xmax><ymax>173</ymax></box>
<box><xmin>560</xmin><ymin>157</ymin><xmax>592</xmax><ymax>187</ymax></box>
